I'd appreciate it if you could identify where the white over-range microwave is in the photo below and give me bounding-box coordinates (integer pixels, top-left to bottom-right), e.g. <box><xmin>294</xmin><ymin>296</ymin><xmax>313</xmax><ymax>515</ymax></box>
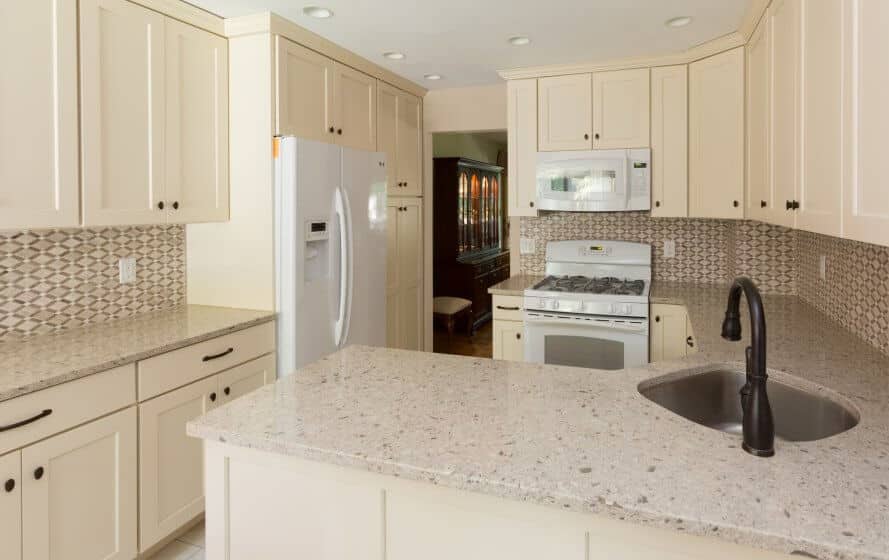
<box><xmin>536</xmin><ymin>148</ymin><xmax>651</xmax><ymax>212</ymax></box>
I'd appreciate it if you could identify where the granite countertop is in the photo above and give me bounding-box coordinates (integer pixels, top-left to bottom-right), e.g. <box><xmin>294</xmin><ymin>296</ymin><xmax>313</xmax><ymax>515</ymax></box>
<box><xmin>0</xmin><ymin>305</ymin><xmax>276</xmax><ymax>402</ymax></box>
<box><xmin>188</xmin><ymin>283</ymin><xmax>889</xmax><ymax>560</ymax></box>
<box><xmin>487</xmin><ymin>274</ymin><xmax>544</xmax><ymax>296</ymax></box>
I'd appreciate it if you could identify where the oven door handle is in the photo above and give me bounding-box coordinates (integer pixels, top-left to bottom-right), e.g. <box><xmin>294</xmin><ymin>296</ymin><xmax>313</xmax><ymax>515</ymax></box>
<box><xmin>524</xmin><ymin>315</ymin><xmax>647</xmax><ymax>333</ymax></box>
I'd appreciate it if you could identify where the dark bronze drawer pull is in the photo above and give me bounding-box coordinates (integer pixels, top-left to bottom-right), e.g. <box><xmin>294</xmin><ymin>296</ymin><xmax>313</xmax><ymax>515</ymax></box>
<box><xmin>687</xmin><ymin>336</ymin><xmax>695</xmax><ymax>348</ymax></box>
<box><xmin>496</xmin><ymin>305</ymin><xmax>520</xmax><ymax>311</ymax></box>
<box><xmin>0</xmin><ymin>409</ymin><xmax>52</xmax><ymax>432</ymax></box>
<box><xmin>202</xmin><ymin>348</ymin><xmax>234</xmax><ymax>362</ymax></box>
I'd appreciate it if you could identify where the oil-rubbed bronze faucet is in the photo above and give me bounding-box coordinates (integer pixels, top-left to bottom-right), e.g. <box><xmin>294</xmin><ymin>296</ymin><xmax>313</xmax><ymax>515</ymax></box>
<box><xmin>721</xmin><ymin>277</ymin><xmax>775</xmax><ymax>457</ymax></box>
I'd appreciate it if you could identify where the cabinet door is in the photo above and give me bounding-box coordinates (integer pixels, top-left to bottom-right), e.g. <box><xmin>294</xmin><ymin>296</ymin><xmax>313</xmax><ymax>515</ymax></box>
<box><xmin>746</xmin><ymin>17</ymin><xmax>771</xmax><ymax>222</ymax></box>
<box><xmin>797</xmin><ymin>0</ymin><xmax>842</xmax><ymax>237</ymax></box>
<box><xmin>276</xmin><ymin>37</ymin><xmax>334</xmax><ymax>142</ymax></box>
<box><xmin>842</xmin><ymin>0</ymin><xmax>889</xmax><ymax>245</ymax></box>
<box><xmin>592</xmin><ymin>68</ymin><xmax>650</xmax><ymax>149</ymax></box>
<box><xmin>507</xmin><ymin>79</ymin><xmax>539</xmax><ymax>216</ymax></box>
<box><xmin>649</xmin><ymin>305</ymin><xmax>689</xmax><ymax>363</ymax></box>
<box><xmin>0</xmin><ymin>0</ymin><xmax>78</xmax><ymax>230</ymax></box>
<box><xmin>397</xmin><ymin>200</ymin><xmax>423</xmax><ymax>350</ymax></box>
<box><xmin>538</xmin><ymin>74</ymin><xmax>592</xmax><ymax>151</ymax></box>
<box><xmin>80</xmin><ymin>0</ymin><xmax>166</xmax><ymax>226</ymax></box>
<box><xmin>769</xmin><ymin>0</ymin><xmax>800</xmax><ymax>228</ymax></box>
<box><xmin>650</xmin><ymin>65</ymin><xmax>688</xmax><ymax>217</ymax></box>
<box><xmin>396</xmin><ymin>92</ymin><xmax>423</xmax><ymax>196</ymax></box>
<box><xmin>332</xmin><ymin>63</ymin><xmax>376</xmax><ymax>151</ymax></box>
<box><xmin>689</xmin><ymin>47</ymin><xmax>745</xmax><ymax>219</ymax></box>
<box><xmin>378</xmin><ymin>82</ymin><xmax>399</xmax><ymax>193</ymax></box>
<box><xmin>22</xmin><ymin>407</ymin><xmax>137</xmax><ymax>560</ymax></box>
<box><xmin>165</xmin><ymin>18</ymin><xmax>229</xmax><ymax>224</ymax></box>
<box><xmin>386</xmin><ymin>203</ymin><xmax>400</xmax><ymax>348</ymax></box>
<box><xmin>493</xmin><ymin>321</ymin><xmax>524</xmax><ymax>361</ymax></box>
<box><xmin>219</xmin><ymin>353</ymin><xmax>276</xmax><ymax>404</ymax></box>
<box><xmin>138</xmin><ymin>376</ymin><xmax>218</xmax><ymax>552</ymax></box>
<box><xmin>0</xmin><ymin>451</ymin><xmax>21</xmax><ymax>560</ymax></box>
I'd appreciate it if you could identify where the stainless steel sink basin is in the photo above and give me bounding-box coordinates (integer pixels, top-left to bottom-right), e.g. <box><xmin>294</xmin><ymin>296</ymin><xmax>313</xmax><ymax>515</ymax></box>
<box><xmin>639</xmin><ymin>369</ymin><xmax>859</xmax><ymax>442</ymax></box>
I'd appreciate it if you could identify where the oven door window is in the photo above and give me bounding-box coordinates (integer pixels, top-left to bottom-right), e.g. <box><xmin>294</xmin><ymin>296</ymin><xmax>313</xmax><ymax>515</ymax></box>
<box><xmin>544</xmin><ymin>335</ymin><xmax>624</xmax><ymax>370</ymax></box>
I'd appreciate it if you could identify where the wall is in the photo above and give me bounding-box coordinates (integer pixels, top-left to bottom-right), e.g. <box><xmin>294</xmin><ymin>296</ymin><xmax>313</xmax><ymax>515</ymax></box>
<box><xmin>0</xmin><ymin>225</ymin><xmax>185</xmax><ymax>341</ymax></box>
<box><xmin>433</xmin><ymin>133</ymin><xmax>505</xmax><ymax>165</ymax></box>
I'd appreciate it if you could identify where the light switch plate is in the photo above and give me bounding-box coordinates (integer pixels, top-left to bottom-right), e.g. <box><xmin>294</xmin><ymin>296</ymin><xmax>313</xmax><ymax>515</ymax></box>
<box><xmin>819</xmin><ymin>255</ymin><xmax>827</xmax><ymax>280</ymax></box>
<box><xmin>119</xmin><ymin>257</ymin><xmax>136</xmax><ymax>284</ymax></box>
<box><xmin>520</xmin><ymin>238</ymin><xmax>536</xmax><ymax>255</ymax></box>
<box><xmin>663</xmin><ymin>240</ymin><xmax>676</xmax><ymax>259</ymax></box>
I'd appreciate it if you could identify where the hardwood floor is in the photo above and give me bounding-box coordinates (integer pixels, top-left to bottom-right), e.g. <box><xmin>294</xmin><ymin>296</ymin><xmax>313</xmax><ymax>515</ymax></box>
<box><xmin>433</xmin><ymin>320</ymin><xmax>493</xmax><ymax>359</ymax></box>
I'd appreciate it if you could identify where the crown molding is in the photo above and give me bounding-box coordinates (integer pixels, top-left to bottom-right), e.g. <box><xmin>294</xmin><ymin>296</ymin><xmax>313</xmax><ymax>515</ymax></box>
<box><xmin>738</xmin><ymin>0</ymin><xmax>772</xmax><ymax>40</ymax></box>
<box><xmin>131</xmin><ymin>0</ymin><xmax>225</xmax><ymax>35</ymax></box>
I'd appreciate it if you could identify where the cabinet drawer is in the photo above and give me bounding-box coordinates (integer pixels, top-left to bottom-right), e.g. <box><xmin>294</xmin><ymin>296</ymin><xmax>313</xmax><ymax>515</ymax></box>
<box><xmin>138</xmin><ymin>322</ymin><xmax>276</xmax><ymax>401</ymax></box>
<box><xmin>0</xmin><ymin>364</ymin><xmax>136</xmax><ymax>456</ymax></box>
<box><xmin>492</xmin><ymin>295</ymin><xmax>524</xmax><ymax>321</ymax></box>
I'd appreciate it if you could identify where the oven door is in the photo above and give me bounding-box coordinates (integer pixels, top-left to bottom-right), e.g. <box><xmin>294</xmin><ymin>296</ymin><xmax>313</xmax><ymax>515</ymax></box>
<box><xmin>524</xmin><ymin>312</ymin><xmax>649</xmax><ymax>370</ymax></box>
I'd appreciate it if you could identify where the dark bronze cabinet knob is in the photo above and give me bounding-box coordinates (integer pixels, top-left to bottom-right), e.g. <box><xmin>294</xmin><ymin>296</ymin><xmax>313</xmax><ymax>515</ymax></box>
<box><xmin>337</xmin><ymin>128</ymin><xmax>342</xmax><ymax>135</ymax></box>
<box><xmin>761</xmin><ymin>200</ymin><xmax>767</xmax><ymax>208</ymax></box>
<box><xmin>655</xmin><ymin>316</ymin><xmax>660</xmax><ymax>322</ymax></box>
<box><xmin>33</xmin><ymin>467</ymin><xmax>44</xmax><ymax>480</ymax></box>
<box><xmin>584</xmin><ymin>133</ymin><xmax>590</xmax><ymax>140</ymax></box>
<box><xmin>687</xmin><ymin>336</ymin><xmax>695</xmax><ymax>348</ymax></box>
<box><xmin>224</xmin><ymin>387</ymin><xmax>231</xmax><ymax>396</ymax></box>
<box><xmin>210</xmin><ymin>392</ymin><xmax>217</xmax><ymax>402</ymax></box>
<box><xmin>655</xmin><ymin>201</ymin><xmax>661</xmax><ymax>208</ymax></box>
<box><xmin>786</xmin><ymin>200</ymin><xmax>793</xmax><ymax>210</ymax></box>
<box><xmin>172</xmin><ymin>201</ymin><xmax>179</xmax><ymax>210</ymax></box>
<box><xmin>594</xmin><ymin>133</ymin><xmax>600</xmax><ymax>140</ymax></box>
<box><xmin>329</xmin><ymin>126</ymin><xmax>335</xmax><ymax>133</ymax></box>
<box><xmin>4</xmin><ymin>479</ymin><xmax>14</xmax><ymax>492</ymax></box>
<box><xmin>157</xmin><ymin>201</ymin><xmax>165</xmax><ymax>210</ymax></box>
<box><xmin>515</xmin><ymin>332</ymin><xmax>521</xmax><ymax>340</ymax></box>
<box><xmin>733</xmin><ymin>200</ymin><xmax>739</xmax><ymax>207</ymax></box>
<box><xmin>529</xmin><ymin>201</ymin><xmax>534</xmax><ymax>208</ymax></box>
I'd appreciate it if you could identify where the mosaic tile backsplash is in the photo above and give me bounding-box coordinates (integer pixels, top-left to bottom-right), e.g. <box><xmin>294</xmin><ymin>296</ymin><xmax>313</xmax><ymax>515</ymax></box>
<box><xmin>0</xmin><ymin>226</ymin><xmax>185</xmax><ymax>341</ymax></box>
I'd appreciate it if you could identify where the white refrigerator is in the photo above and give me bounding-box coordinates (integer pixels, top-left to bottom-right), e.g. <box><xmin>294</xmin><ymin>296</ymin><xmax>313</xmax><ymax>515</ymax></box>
<box><xmin>274</xmin><ymin>136</ymin><xmax>387</xmax><ymax>375</ymax></box>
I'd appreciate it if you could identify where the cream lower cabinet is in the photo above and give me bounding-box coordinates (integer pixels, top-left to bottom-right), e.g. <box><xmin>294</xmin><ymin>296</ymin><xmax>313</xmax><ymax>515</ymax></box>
<box><xmin>650</xmin><ymin>304</ymin><xmax>697</xmax><ymax>362</ymax></box>
<box><xmin>492</xmin><ymin>295</ymin><xmax>525</xmax><ymax>361</ymax></box>
<box><xmin>139</xmin><ymin>353</ymin><xmax>276</xmax><ymax>552</ymax></box>
<box><xmin>377</xmin><ymin>82</ymin><xmax>422</xmax><ymax>196</ymax></box>
<box><xmin>387</xmin><ymin>199</ymin><xmax>423</xmax><ymax>350</ymax></box>
<box><xmin>0</xmin><ymin>451</ymin><xmax>22</xmax><ymax>560</ymax></box>
<box><xmin>22</xmin><ymin>407</ymin><xmax>138</xmax><ymax>560</ymax></box>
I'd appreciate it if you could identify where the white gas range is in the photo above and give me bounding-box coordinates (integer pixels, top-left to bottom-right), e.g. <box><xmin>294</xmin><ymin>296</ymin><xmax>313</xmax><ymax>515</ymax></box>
<box><xmin>523</xmin><ymin>240</ymin><xmax>651</xmax><ymax>370</ymax></box>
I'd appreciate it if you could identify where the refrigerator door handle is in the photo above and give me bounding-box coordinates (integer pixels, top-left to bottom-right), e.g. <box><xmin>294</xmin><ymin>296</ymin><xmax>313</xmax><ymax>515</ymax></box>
<box><xmin>333</xmin><ymin>186</ymin><xmax>354</xmax><ymax>347</ymax></box>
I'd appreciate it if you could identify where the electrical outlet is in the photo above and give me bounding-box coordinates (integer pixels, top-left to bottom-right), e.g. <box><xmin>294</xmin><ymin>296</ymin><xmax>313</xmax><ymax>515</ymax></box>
<box><xmin>119</xmin><ymin>257</ymin><xmax>136</xmax><ymax>284</ymax></box>
<box><xmin>819</xmin><ymin>255</ymin><xmax>827</xmax><ymax>280</ymax></box>
<box><xmin>520</xmin><ymin>238</ymin><xmax>536</xmax><ymax>255</ymax></box>
<box><xmin>663</xmin><ymin>240</ymin><xmax>676</xmax><ymax>259</ymax></box>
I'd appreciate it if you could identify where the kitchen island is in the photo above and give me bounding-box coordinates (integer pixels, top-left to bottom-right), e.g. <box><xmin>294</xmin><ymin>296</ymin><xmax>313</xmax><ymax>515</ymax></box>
<box><xmin>188</xmin><ymin>283</ymin><xmax>889</xmax><ymax>560</ymax></box>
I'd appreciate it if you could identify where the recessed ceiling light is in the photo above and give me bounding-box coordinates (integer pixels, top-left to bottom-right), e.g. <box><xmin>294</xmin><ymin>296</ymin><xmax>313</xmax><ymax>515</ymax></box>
<box><xmin>424</xmin><ymin>74</ymin><xmax>442</xmax><ymax>81</ymax></box>
<box><xmin>303</xmin><ymin>6</ymin><xmax>333</xmax><ymax>18</ymax></box>
<box><xmin>665</xmin><ymin>16</ymin><xmax>693</xmax><ymax>28</ymax></box>
<box><xmin>383</xmin><ymin>51</ymin><xmax>405</xmax><ymax>60</ymax></box>
<box><xmin>508</xmin><ymin>36</ymin><xmax>531</xmax><ymax>46</ymax></box>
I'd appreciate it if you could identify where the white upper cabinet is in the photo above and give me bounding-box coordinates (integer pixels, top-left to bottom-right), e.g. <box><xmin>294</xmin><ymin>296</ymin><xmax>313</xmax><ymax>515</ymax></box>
<box><xmin>378</xmin><ymin>82</ymin><xmax>422</xmax><ymax>196</ymax></box>
<box><xmin>80</xmin><ymin>0</ymin><xmax>166</xmax><ymax>226</ymax></box>
<box><xmin>507</xmin><ymin>79</ymin><xmax>539</xmax><ymax>216</ymax></box>
<box><xmin>165</xmin><ymin>18</ymin><xmax>230</xmax><ymax>224</ymax></box>
<box><xmin>689</xmin><ymin>47</ymin><xmax>746</xmax><ymax>219</ymax></box>
<box><xmin>332</xmin><ymin>63</ymin><xmax>377</xmax><ymax>151</ymax></box>
<box><xmin>746</xmin><ymin>16</ymin><xmax>771</xmax><ymax>222</ymax></box>
<box><xmin>538</xmin><ymin>74</ymin><xmax>593</xmax><ymax>151</ymax></box>
<box><xmin>650</xmin><ymin>65</ymin><xmax>687</xmax><ymax>217</ymax></box>
<box><xmin>592</xmin><ymin>68</ymin><xmax>650</xmax><ymax>149</ymax></box>
<box><xmin>276</xmin><ymin>37</ymin><xmax>334</xmax><ymax>142</ymax></box>
<box><xmin>0</xmin><ymin>0</ymin><xmax>79</xmax><ymax>231</ymax></box>
<box><xmin>769</xmin><ymin>0</ymin><xmax>800</xmax><ymax>228</ymax></box>
<box><xmin>843</xmin><ymin>0</ymin><xmax>889</xmax><ymax>245</ymax></box>
<box><xmin>797</xmin><ymin>0</ymin><xmax>843</xmax><ymax>237</ymax></box>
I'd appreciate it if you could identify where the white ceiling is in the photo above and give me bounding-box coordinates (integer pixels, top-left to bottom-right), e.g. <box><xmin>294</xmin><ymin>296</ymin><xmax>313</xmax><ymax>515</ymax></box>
<box><xmin>190</xmin><ymin>0</ymin><xmax>751</xmax><ymax>89</ymax></box>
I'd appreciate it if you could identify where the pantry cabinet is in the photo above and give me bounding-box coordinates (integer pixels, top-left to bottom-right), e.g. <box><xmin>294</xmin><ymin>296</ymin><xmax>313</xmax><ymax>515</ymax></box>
<box><xmin>650</xmin><ymin>304</ymin><xmax>696</xmax><ymax>362</ymax></box>
<box><xmin>650</xmin><ymin>65</ymin><xmax>688</xmax><ymax>217</ymax></box>
<box><xmin>21</xmin><ymin>407</ymin><xmax>138</xmax><ymax>560</ymax></box>
<box><xmin>0</xmin><ymin>0</ymin><xmax>79</xmax><ymax>231</ymax></box>
<box><xmin>689</xmin><ymin>47</ymin><xmax>746</xmax><ymax>219</ymax></box>
<box><xmin>387</xmin><ymin>198</ymin><xmax>423</xmax><ymax>350</ymax></box>
<box><xmin>378</xmin><ymin>82</ymin><xmax>423</xmax><ymax>196</ymax></box>
<box><xmin>0</xmin><ymin>451</ymin><xmax>21</xmax><ymax>560</ymax></box>
<box><xmin>538</xmin><ymin>74</ymin><xmax>593</xmax><ymax>151</ymax></box>
<box><xmin>507</xmin><ymin>79</ymin><xmax>539</xmax><ymax>216</ymax></box>
<box><xmin>592</xmin><ymin>68</ymin><xmax>650</xmax><ymax>149</ymax></box>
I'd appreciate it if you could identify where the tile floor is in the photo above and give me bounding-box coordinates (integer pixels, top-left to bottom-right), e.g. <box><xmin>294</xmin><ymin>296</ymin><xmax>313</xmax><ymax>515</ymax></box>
<box><xmin>148</xmin><ymin>522</ymin><xmax>205</xmax><ymax>559</ymax></box>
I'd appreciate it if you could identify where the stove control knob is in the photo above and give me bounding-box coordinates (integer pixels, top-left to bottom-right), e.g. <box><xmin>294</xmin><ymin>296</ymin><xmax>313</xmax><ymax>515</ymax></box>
<box><xmin>552</xmin><ymin>300</ymin><xmax>560</xmax><ymax>310</ymax></box>
<box><xmin>538</xmin><ymin>298</ymin><xmax>547</xmax><ymax>309</ymax></box>
<box><xmin>608</xmin><ymin>304</ymin><xmax>617</xmax><ymax>314</ymax></box>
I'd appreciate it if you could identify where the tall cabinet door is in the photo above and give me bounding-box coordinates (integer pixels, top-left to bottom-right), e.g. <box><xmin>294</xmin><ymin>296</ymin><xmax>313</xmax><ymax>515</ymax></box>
<box><xmin>797</xmin><ymin>0</ymin><xmax>843</xmax><ymax>237</ymax></box>
<box><xmin>592</xmin><ymin>68</ymin><xmax>650</xmax><ymax>149</ymax></box>
<box><xmin>0</xmin><ymin>451</ymin><xmax>22</xmax><ymax>560</ymax></box>
<box><xmin>746</xmin><ymin>17</ymin><xmax>771</xmax><ymax>222</ymax></box>
<box><xmin>386</xmin><ymin>202</ymin><xmax>400</xmax><ymax>347</ymax></box>
<box><xmin>538</xmin><ymin>74</ymin><xmax>593</xmax><ymax>151</ymax></box>
<box><xmin>165</xmin><ymin>18</ymin><xmax>229</xmax><ymax>224</ymax></box>
<box><xmin>650</xmin><ymin>65</ymin><xmax>688</xmax><ymax>217</ymax></box>
<box><xmin>396</xmin><ymin>92</ymin><xmax>422</xmax><ymax>196</ymax></box>
<box><xmin>21</xmin><ymin>407</ymin><xmax>137</xmax><ymax>560</ymax></box>
<box><xmin>842</xmin><ymin>0</ymin><xmax>889</xmax><ymax>245</ymax></box>
<box><xmin>80</xmin><ymin>0</ymin><xmax>166</xmax><ymax>226</ymax></box>
<box><xmin>397</xmin><ymin>199</ymin><xmax>423</xmax><ymax>350</ymax></box>
<box><xmin>507</xmin><ymin>79</ymin><xmax>539</xmax><ymax>217</ymax></box>
<box><xmin>276</xmin><ymin>37</ymin><xmax>334</xmax><ymax>142</ymax></box>
<box><xmin>689</xmin><ymin>47</ymin><xmax>745</xmax><ymax>219</ymax></box>
<box><xmin>332</xmin><ymin>63</ymin><xmax>376</xmax><ymax>151</ymax></box>
<box><xmin>138</xmin><ymin>376</ymin><xmax>218</xmax><ymax>552</ymax></box>
<box><xmin>0</xmin><ymin>0</ymin><xmax>79</xmax><ymax>230</ymax></box>
<box><xmin>378</xmin><ymin>83</ymin><xmax>400</xmax><ymax>194</ymax></box>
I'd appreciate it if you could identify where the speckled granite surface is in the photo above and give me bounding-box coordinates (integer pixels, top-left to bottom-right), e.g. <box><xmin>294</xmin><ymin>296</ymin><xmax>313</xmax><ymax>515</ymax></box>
<box><xmin>487</xmin><ymin>274</ymin><xmax>544</xmax><ymax>296</ymax></box>
<box><xmin>188</xmin><ymin>283</ymin><xmax>889</xmax><ymax>560</ymax></box>
<box><xmin>0</xmin><ymin>305</ymin><xmax>275</xmax><ymax>402</ymax></box>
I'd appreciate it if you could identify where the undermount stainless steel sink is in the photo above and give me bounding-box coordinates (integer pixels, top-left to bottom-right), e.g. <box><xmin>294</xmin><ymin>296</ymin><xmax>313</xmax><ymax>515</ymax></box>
<box><xmin>639</xmin><ymin>369</ymin><xmax>859</xmax><ymax>442</ymax></box>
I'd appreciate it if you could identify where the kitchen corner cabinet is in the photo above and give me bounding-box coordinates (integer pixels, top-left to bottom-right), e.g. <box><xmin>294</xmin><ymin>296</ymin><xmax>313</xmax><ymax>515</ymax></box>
<box><xmin>689</xmin><ymin>47</ymin><xmax>745</xmax><ymax>219</ymax></box>
<box><xmin>650</xmin><ymin>304</ymin><xmax>696</xmax><ymax>362</ymax></box>
<box><xmin>80</xmin><ymin>0</ymin><xmax>230</xmax><ymax>227</ymax></box>
<box><xmin>592</xmin><ymin>68</ymin><xmax>650</xmax><ymax>149</ymax></box>
<box><xmin>0</xmin><ymin>451</ymin><xmax>22</xmax><ymax>560</ymax></box>
<box><xmin>387</xmin><ymin>198</ymin><xmax>423</xmax><ymax>350</ymax></box>
<box><xmin>378</xmin><ymin>82</ymin><xmax>423</xmax><ymax>196</ymax></box>
<box><xmin>22</xmin><ymin>407</ymin><xmax>138</xmax><ymax>560</ymax></box>
<box><xmin>538</xmin><ymin>74</ymin><xmax>593</xmax><ymax>151</ymax></box>
<box><xmin>507</xmin><ymin>79</ymin><xmax>538</xmax><ymax>216</ymax></box>
<box><xmin>650</xmin><ymin>65</ymin><xmax>688</xmax><ymax>217</ymax></box>
<box><xmin>0</xmin><ymin>0</ymin><xmax>79</xmax><ymax>231</ymax></box>
<box><xmin>492</xmin><ymin>295</ymin><xmax>525</xmax><ymax>361</ymax></box>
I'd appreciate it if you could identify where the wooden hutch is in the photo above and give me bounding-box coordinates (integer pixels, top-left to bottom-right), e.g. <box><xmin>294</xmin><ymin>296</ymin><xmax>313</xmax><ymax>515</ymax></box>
<box><xmin>433</xmin><ymin>157</ymin><xmax>509</xmax><ymax>332</ymax></box>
